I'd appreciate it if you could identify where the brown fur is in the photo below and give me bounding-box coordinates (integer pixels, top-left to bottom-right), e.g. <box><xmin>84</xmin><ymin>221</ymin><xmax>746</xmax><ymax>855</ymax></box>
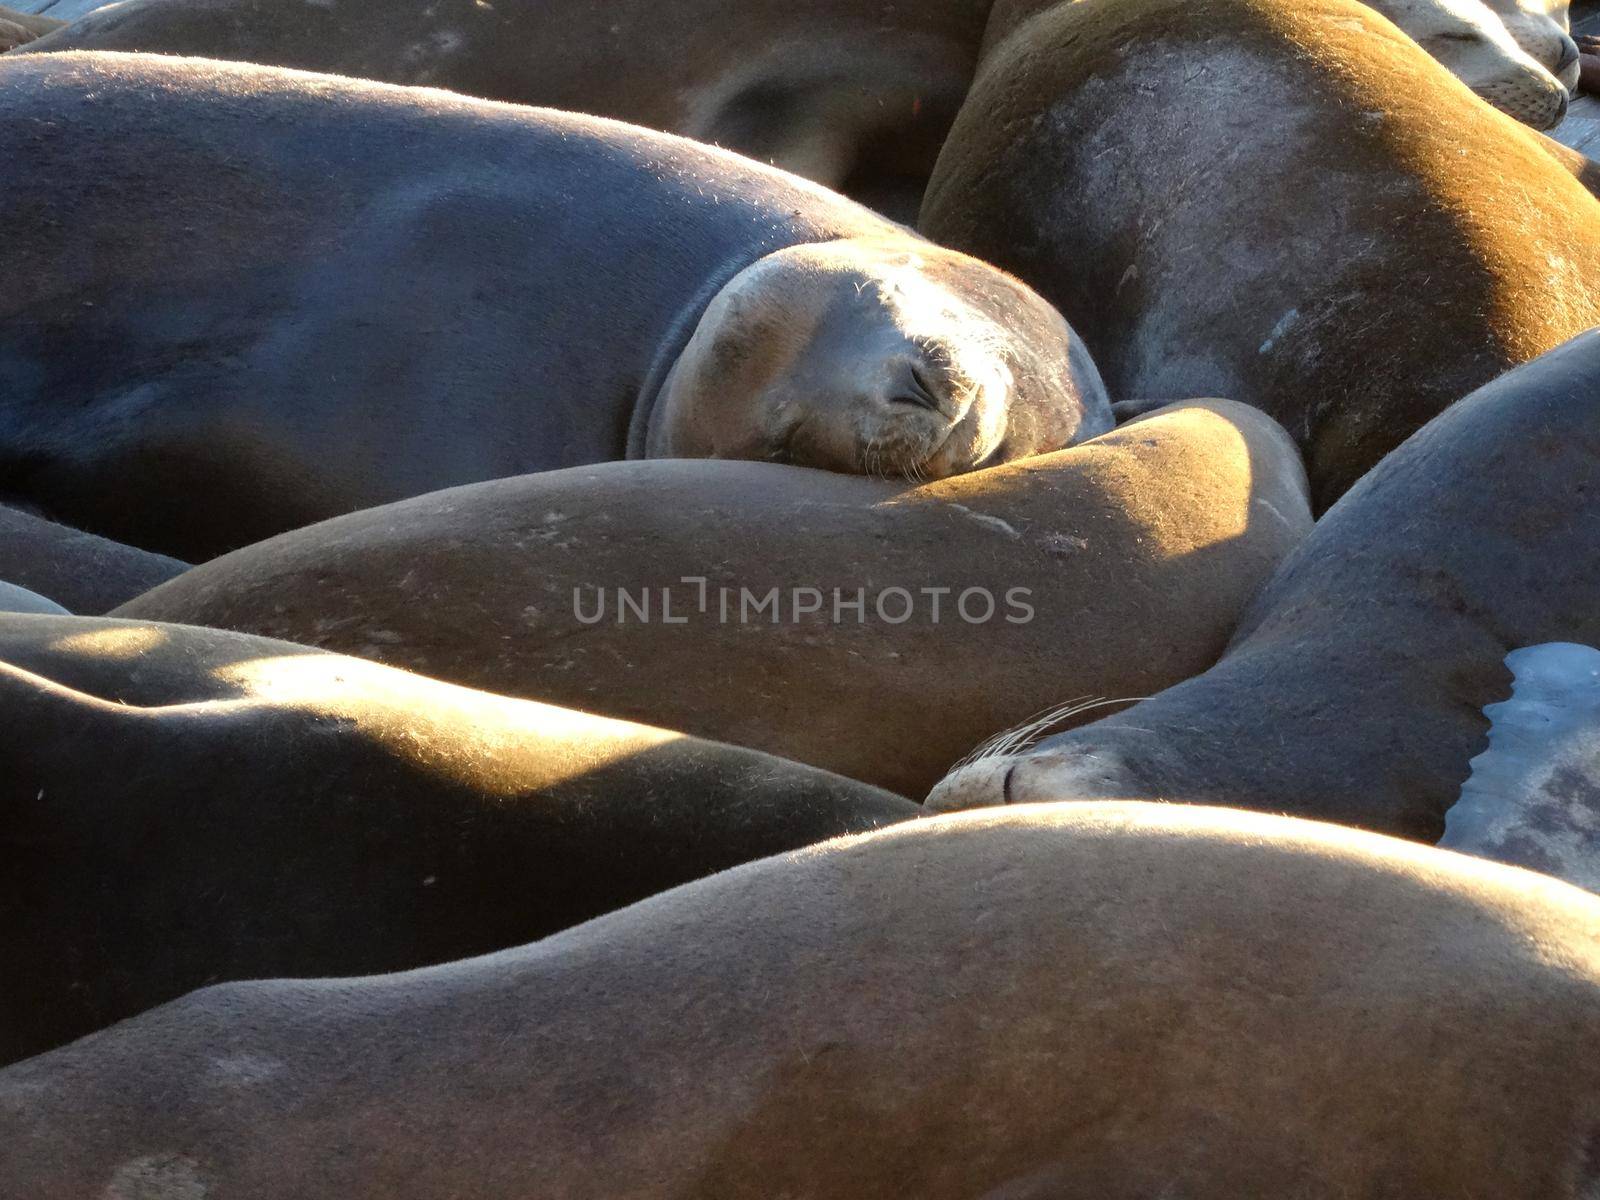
<box><xmin>0</xmin><ymin>4</ymin><xmax>61</xmax><ymax>47</ymax></box>
<box><xmin>113</xmin><ymin>401</ymin><xmax>1311</xmax><ymax>796</ymax></box>
<box><xmin>921</xmin><ymin>0</ymin><xmax>1600</xmax><ymax>507</ymax></box>
<box><xmin>0</xmin><ymin>54</ymin><xmax>1105</xmax><ymax>560</ymax></box>
<box><xmin>0</xmin><ymin>504</ymin><xmax>185</xmax><ymax>613</ymax></box>
<box><xmin>928</xmin><ymin>330</ymin><xmax>1600</xmax><ymax>842</ymax></box>
<box><xmin>3</xmin><ymin>803</ymin><xmax>1598</xmax><ymax>1198</ymax></box>
<box><xmin>17</xmin><ymin>0</ymin><xmax>995</xmax><ymax>216</ymax></box>
<box><xmin>0</xmin><ymin>612</ymin><xmax>914</xmax><ymax>1064</ymax></box>
<box><xmin>1537</xmin><ymin>130</ymin><xmax>1600</xmax><ymax>198</ymax></box>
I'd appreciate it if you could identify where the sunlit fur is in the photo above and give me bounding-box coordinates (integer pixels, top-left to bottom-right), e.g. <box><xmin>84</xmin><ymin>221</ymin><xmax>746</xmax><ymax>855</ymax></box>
<box><xmin>646</xmin><ymin>237</ymin><xmax>1109</xmax><ymax>481</ymax></box>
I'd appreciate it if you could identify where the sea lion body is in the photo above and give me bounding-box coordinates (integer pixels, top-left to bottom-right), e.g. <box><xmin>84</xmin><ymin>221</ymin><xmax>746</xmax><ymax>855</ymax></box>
<box><xmin>15</xmin><ymin>0</ymin><xmax>995</xmax><ymax>215</ymax></box>
<box><xmin>0</xmin><ymin>53</ymin><xmax>1107</xmax><ymax>559</ymax></box>
<box><xmin>113</xmin><ymin>400</ymin><xmax>1312</xmax><ymax>797</ymax></box>
<box><xmin>0</xmin><ymin>579</ymin><xmax>68</xmax><ymax>613</ymax></box>
<box><xmin>929</xmin><ymin>329</ymin><xmax>1600</xmax><ymax>843</ymax></box>
<box><xmin>1537</xmin><ymin>129</ymin><xmax>1600</xmax><ymax>195</ymax></box>
<box><xmin>922</xmin><ymin>0</ymin><xmax>1600</xmax><ymax>507</ymax></box>
<box><xmin>1</xmin><ymin>0</ymin><xmax>93</xmax><ymax>19</ymax></box>
<box><xmin>983</xmin><ymin>0</ymin><xmax>1573</xmax><ymax>125</ymax></box>
<box><xmin>0</xmin><ymin>4</ymin><xmax>59</xmax><ymax>49</ymax></box>
<box><xmin>5</xmin><ymin>0</ymin><xmax>1578</xmax><ymax>141</ymax></box>
<box><xmin>3</xmin><ymin>803</ymin><xmax>1598</xmax><ymax>1198</ymax></box>
<box><xmin>0</xmin><ymin>613</ymin><xmax>915</xmax><ymax>1065</ymax></box>
<box><xmin>0</xmin><ymin>504</ymin><xmax>186</xmax><ymax>613</ymax></box>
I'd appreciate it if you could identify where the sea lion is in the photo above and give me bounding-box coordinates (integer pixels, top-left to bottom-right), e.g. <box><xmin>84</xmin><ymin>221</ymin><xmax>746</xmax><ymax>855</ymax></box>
<box><xmin>0</xmin><ymin>0</ymin><xmax>92</xmax><ymax>19</ymax></box>
<box><xmin>0</xmin><ymin>3</ymin><xmax>57</xmax><ymax>49</ymax></box>
<box><xmin>0</xmin><ymin>612</ymin><xmax>916</xmax><ymax>1065</ymax></box>
<box><xmin>0</xmin><ymin>53</ymin><xmax>1109</xmax><ymax>561</ymax></box>
<box><xmin>8</xmin><ymin>0</ymin><xmax>997</xmax><ymax>217</ymax></box>
<box><xmin>4</xmin><ymin>802</ymin><xmax>1598</xmax><ymax>1199</ymax></box>
<box><xmin>921</xmin><ymin>0</ymin><xmax>1600</xmax><ymax>508</ymax></box>
<box><xmin>1441</xmin><ymin>642</ymin><xmax>1600</xmax><ymax>892</ymax></box>
<box><xmin>113</xmin><ymin>400</ymin><xmax>1312</xmax><ymax>797</ymax></box>
<box><xmin>1483</xmin><ymin>0</ymin><xmax>1581</xmax><ymax>90</ymax></box>
<box><xmin>0</xmin><ymin>579</ymin><xmax>67</xmax><ymax>614</ymax></box>
<box><xmin>0</xmin><ymin>503</ymin><xmax>186</xmax><ymax>613</ymax></box>
<box><xmin>1349</xmin><ymin>0</ymin><xmax>1575</xmax><ymax>115</ymax></box>
<box><xmin>0</xmin><ymin>12</ymin><xmax>49</xmax><ymax>50</ymax></box>
<box><xmin>927</xmin><ymin>329</ymin><xmax>1600</xmax><ymax>843</ymax></box>
<box><xmin>1537</xmin><ymin>129</ymin><xmax>1600</xmax><ymax>195</ymax></box>
<box><xmin>983</xmin><ymin>0</ymin><xmax>1573</xmax><ymax>125</ymax></box>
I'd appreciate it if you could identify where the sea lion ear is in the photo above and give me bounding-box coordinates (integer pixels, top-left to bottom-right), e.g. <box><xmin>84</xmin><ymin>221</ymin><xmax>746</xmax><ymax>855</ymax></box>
<box><xmin>1440</xmin><ymin>642</ymin><xmax>1600</xmax><ymax>892</ymax></box>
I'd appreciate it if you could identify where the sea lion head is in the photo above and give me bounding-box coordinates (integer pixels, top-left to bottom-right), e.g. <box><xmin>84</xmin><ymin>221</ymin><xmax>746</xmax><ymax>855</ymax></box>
<box><xmin>645</xmin><ymin>237</ymin><xmax>1112</xmax><ymax>480</ymax></box>
<box><xmin>1372</xmin><ymin>0</ymin><xmax>1572</xmax><ymax>127</ymax></box>
<box><xmin>925</xmin><ymin>708</ymin><xmax>1155</xmax><ymax>813</ymax></box>
<box><xmin>1492</xmin><ymin>4</ymin><xmax>1581</xmax><ymax>91</ymax></box>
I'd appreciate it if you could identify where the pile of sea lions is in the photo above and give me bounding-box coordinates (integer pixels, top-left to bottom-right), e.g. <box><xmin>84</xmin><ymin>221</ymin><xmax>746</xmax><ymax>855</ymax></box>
<box><xmin>0</xmin><ymin>0</ymin><xmax>1598</xmax><ymax>1194</ymax></box>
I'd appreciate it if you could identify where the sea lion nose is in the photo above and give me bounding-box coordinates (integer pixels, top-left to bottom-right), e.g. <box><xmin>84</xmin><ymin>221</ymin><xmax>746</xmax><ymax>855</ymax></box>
<box><xmin>884</xmin><ymin>358</ymin><xmax>956</xmax><ymax>419</ymax></box>
<box><xmin>1557</xmin><ymin>35</ymin><xmax>1580</xmax><ymax>77</ymax></box>
<box><xmin>924</xmin><ymin>756</ymin><xmax>1013</xmax><ymax>812</ymax></box>
<box><xmin>1555</xmin><ymin>87</ymin><xmax>1570</xmax><ymax>122</ymax></box>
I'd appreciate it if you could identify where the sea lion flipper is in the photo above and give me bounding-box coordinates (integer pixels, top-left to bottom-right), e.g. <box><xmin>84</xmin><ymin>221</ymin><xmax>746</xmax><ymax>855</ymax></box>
<box><xmin>1440</xmin><ymin>642</ymin><xmax>1600</xmax><ymax>891</ymax></box>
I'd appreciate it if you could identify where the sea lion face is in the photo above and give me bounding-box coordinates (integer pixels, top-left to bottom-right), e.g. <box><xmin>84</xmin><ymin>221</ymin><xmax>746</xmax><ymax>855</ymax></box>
<box><xmin>926</xmin><ymin>737</ymin><xmax>1147</xmax><ymax>812</ymax></box>
<box><xmin>647</xmin><ymin>238</ymin><xmax>1111</xmax><ymax>480</ymax></box>
<box><xmin>1375</xmin><ymin>0</ymin><xmax>1572</xmax><ymax>127</ymax></box>
<box><xmin>1494</xmin><ymin>7</ymin><xmax>1581</xmax><ymax>90</ymax></box>
<box><xmin>924</xmin><ymin>699</ymin><xmax>1171</xmax><ymax>812</ymax></box>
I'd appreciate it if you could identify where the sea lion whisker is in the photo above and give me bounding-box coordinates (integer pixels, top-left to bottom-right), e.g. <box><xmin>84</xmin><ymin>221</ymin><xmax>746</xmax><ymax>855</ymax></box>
<box><xmin>949</xmin><ymin>695</ymin><xmax>1098</xmax><ymax>771</ymax></box>
<box><xmin>953</xmin><ymin>695</ymin><xmax>1148</xmax><ymax>773</ymax></box>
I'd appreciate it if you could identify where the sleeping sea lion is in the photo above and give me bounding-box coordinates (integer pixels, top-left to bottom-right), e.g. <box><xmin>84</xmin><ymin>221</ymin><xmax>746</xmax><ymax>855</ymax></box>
<box><xmin>921</xmin><ymin>0</ymin><xmax>1600</xmax><ymax>507</ymax></box>
<box><xmin>0</xmin><ymin>612</ymin><xmax>915</xmax><ymax>1064</ymax></box>
<box><xmin>928</xmin><ymin>329</ymin><xmax>1600</xmax><ymax>843</ymax></box>
<box><xmin>113</xmin><ymin>400</ymin><xmax>1311</xmax><ymax>797</ymax></box>
<box><xmin>2</xmin><ymin>802</ymin><xmax>1597</xmax><ymax>1198</ymax></box>
<box><xmin>0</xmin><ymin>52</ymin><xmax>1109</xmax><ymax>559</ymax></box>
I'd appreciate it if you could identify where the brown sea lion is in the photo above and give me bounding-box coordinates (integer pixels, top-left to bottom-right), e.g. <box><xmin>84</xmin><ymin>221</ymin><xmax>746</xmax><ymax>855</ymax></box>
<box><xmin>0</xmin><ymin>579</ymin><xmax>66</xmax><ymax>614</ymax></box>
<box><xmin>0</xmin><ymin>503</ymin><xmax>186</xmax><ymax>613</ymax></box>
<box><xmin>0</xmin><ymin>3</ymin><xmax>57</xmax><ymax>49</ymax></box>
<box><xmin>921</xmin><ymin>0</ymin><xmax>1600</xmax><ymax>508</ymax></box>
<box><xmin>3</xmin><ymin>802</ymin><xmax>1597</xmax><ymax>1198</ymax></box>
<box><xmin>113</xmin><ymin>400</ymin><xmax>1312</xmax><ymax>797</ymax></box>
<box><xmin>928</xmin><ymin>328</ymin><xmax>1600</xmax><ymax>844</ymax></box>
<box><xmin>1537</xmin><ymin>130</ymin><xmax>1600</xmax><ymax>195</ymax></box>
<box><xmin>9</xmin><ymin>0</ymin><xmax>998</xmax><ymax>217</ymax></box>
<box><xmin>1485</xmin><ymin>0</ymin><xmax>1581</xmax><ymax>90</ymax></box>
<box><xmin>0</xmin><ymin>53</ymin><xmax>1108</xmax><ymax>560</ymax></box>
<box><xmin>984</xmin><ymin>0</ymin><xmax>1574</xmax><ymax>125</ymax></box>
<box><xmin>0</xmin><ymin>612</ymin><xmax>915</xmax><ymax>1065</ymax></box>
<box><xmin>0</xmin><ymin>0</ymin><xmax>94</xmax><ymax>17</ymax></box>
<box><xmin>1579</xmin><ymin>32</ymin><xmax>1600</xmax><ymax>92</ymax></box>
